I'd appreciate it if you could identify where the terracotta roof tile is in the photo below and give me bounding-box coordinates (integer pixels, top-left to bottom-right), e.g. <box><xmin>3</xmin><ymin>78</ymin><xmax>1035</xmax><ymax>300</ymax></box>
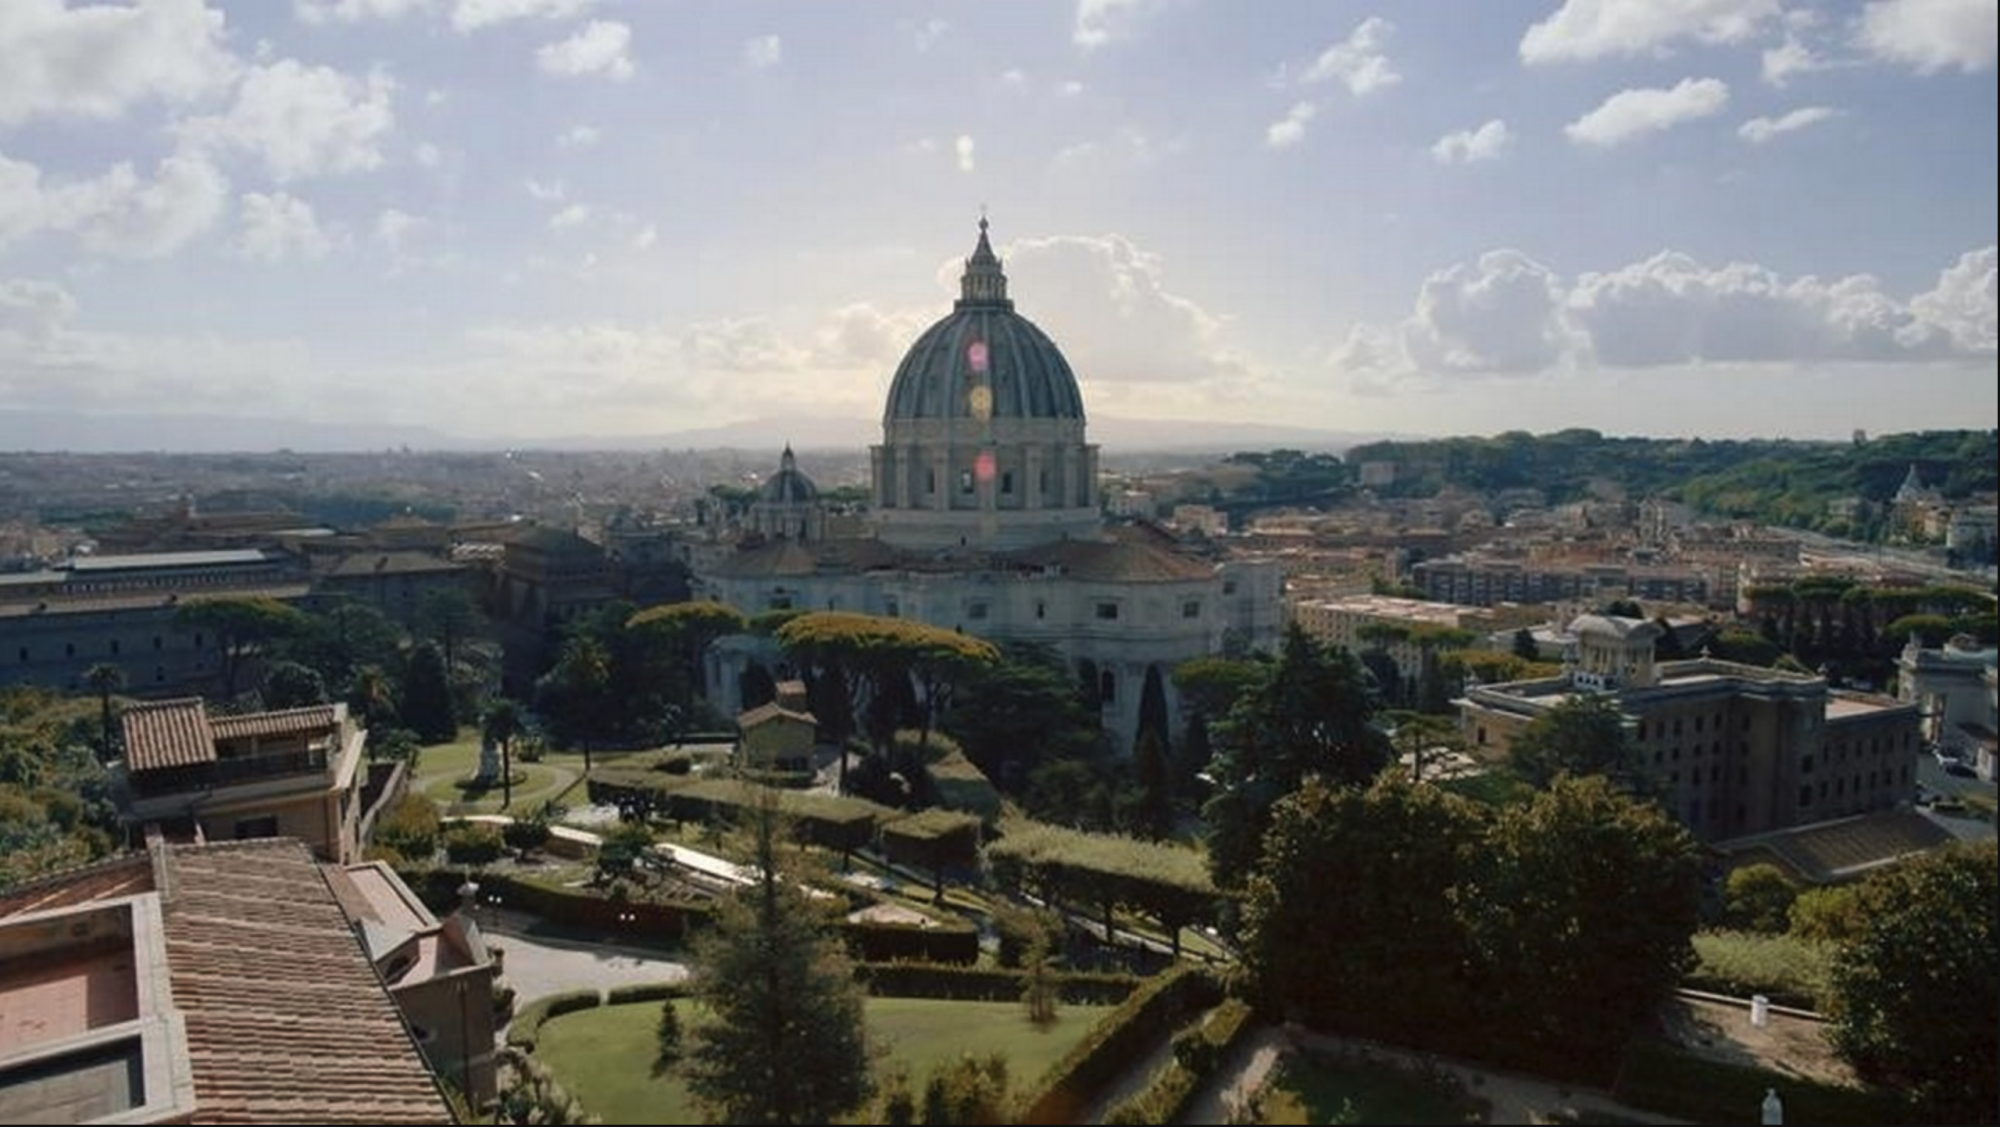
<box><xmin>0</xmin><ymin>853</ymin><xmax>155</xmax><ymax>918</ymax></box>
<box><xmin>163</xmin><ymin>840</ymin><xmax>453</xmax><ymax>1124</ymax></box>
<box><xmin>122</xmin><ymin>698</ymin><xmax>217</xmax><ymax>771</ymax></box>
<box><xmin>738</xmin><ymin>701</ymin><xmax>817</xmax><ymax>729</ymax></box>
<box><xmin>210</xmin><ymin>704</ymin><xmax>342</xmax><ymax>742</ymax></box>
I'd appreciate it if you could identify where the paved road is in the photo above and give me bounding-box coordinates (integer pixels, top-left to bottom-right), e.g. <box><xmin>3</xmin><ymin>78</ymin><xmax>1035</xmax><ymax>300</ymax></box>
<box><xmin>484</xmin><ymin>918</ymin><xmax>689</xmax><ymax>1007</ymax></box>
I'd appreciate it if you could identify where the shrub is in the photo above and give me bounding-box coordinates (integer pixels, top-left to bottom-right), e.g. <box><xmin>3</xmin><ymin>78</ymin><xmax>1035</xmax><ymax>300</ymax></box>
<box><xmin>1689</xmin><ymin>930</ymin><xmax>1831</xmax><ymax>1010</ymax></box>
<box><xmin>1016</xmin><ymin>965</ymin><xmax>1221</xmax><ymax>1125</ymax></box>
<box><xmin>442</xmin><ymin>821</ymin><xmax>504</xmax><ymax>866</ymax></box>
<box><xmin>607</xmin><ymin>982</ymin><xmax>683</xmax><ymax>1005</ymax></box>
<box><xmin>543</xmin><ymin>989</ymin><xmax>603</xmax><ymax>1020</ymax></box>
<box><xmin>375</xmin><ymin>794</ymin><xmax>442</xmax><ymax>861</ymax></box>
<box><xmin>503</xmin><ymin>812</ymin><xmax>553</xmax><ymax>854</ymax></box>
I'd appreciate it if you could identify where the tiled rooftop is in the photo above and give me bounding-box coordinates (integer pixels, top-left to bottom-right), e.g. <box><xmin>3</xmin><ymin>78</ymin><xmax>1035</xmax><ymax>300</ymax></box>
<box><xmin>209</xmin><ymin>704</ymin><xmax>341</xmax><ymax>742</ymax></box>
<box><xmin>120</xmin><ymin>699</ymin><xmax>217</xmax><ymax>772</ymax></box>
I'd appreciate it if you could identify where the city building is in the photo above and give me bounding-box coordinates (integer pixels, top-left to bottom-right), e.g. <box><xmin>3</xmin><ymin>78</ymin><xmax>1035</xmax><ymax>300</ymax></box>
<box><xmin>112</xmin><ymin>699</ymin><xmax>370</xmax><ymax>863</ymax></box>
<box><xmin>735</xmin><ymin>680</ymin><xmax>818</xmax><ymax>772</ymax></box>
<box><xmin>692</xmin><ymin>220</ymin><xmax>1283</xmax><ymax>751</ymax></box>
<box><xmin>1898</xmin><ymin>633</ymin><xmax>1998</xmax><ymax>780</ymax></box>
<box><xmin>0</xmin><ymin>838</ymin><xmax>454</xmax><ymax>1124</ymax></box>
<box><xmin>1412</xmin><ymin>554</ymin><xmax>1712</xmax><ymax>610</ymax></box>
<box><xmin>1290</xmin><ymin>594</ymin><xmax>1495</xmax><ymax>697</ymax></box>
<box><xmin>1459</xmin><ymin>614</ymin><xmax>1921</xmax><ymax>842</ymax></box>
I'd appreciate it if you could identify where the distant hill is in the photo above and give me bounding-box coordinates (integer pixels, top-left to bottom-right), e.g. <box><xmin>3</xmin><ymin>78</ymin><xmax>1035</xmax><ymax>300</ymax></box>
<box><xmin>0</xmin><ymin>408</ymin><xmax>1405</xmax><ymax>457</ymax></box>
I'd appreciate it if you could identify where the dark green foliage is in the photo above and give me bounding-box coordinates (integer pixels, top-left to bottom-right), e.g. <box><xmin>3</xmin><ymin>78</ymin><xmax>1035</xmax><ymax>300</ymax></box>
<box><xmin>1239</xmin><ymin>775</ymin><xmax>1483</xmax><ymax>1043</ymax></box>
<box><xmin>374</xmin><ymin>794</ymin><xmax>441</xmax><ymax>861</ymax></box>
<box><xmin>399</xmin><ymin>640</ymin><xmax>457</xmax><ymax>743</ymax></box>
<box><xmin>594</xmin><ymin>818</ymin><xmax>655</xmax><ymax>882</ymax></box>
<box><xmin>943</xmin><ymin>643</ymin><xmax>1102</xmax><ymax>793</ymax></box>
<box><xmin>652</xmin><ymin>998</ymin><xmax>682</xmax><ymax>1074</ymax></box>
<box><xmin>173</xmin><ymin>595</ymin><xmax>312</xmax><ymax>698</ymax></box>
<box><xmin>442</xmin><ymin>821</ymin><xmax>504</xmax><ymax>866</ymax></box>
<box><xmin>1201</xmin><ymin>623</ymin><xmax>1389</xmax><ymax>886</ymax></box>
<box><xmin>1506</xmin><ymin>692</ymin><xmax>1644</xmax><ymax>790</ymax></box>
<box><xmin>1015</xmin><ymin>965</ymin><xmax>1222</xmax><ymax>1126</ymax></box>
<box><xmin>1462</xmin><ymin>776</ymin><xmax>1702</xmax><ymax>1075</ymax></box>
<box><xmin>917</xmin><ymin>1052</ymin><xmax>1010</xmax><ymax>1124</ymax></box>
<box><xmin>1722</xmin><ymin>863</ymin><xmax>1798</xmax><ymax>933</ymax></box>
<box><xmin>261</xmin><ymin>660</ymin><xmax>328</xmax><ymax>709</ymax></box>
<box><xmin>1129</xmin><ymin>728</ymin><xmax>1174</xmax><ymax>841</ymax></box>
<box><xmin>1511</xmin><ymin>628</ymin><xmax>1540</xmax><ymax>661</ymax></box>
<box><xmin>1826</xmin><ymin>841</ymin><xmax>1998</xmax><ymax>1124</ymax></box>
<box><xmin>851</xmin><ymin>962</ymin><xmax>1138</xmax><ymax>1004</ymax></box>
<box><xmin>679</xmin><ymin>794</ymin><xmax>876</xmax><ymax>1125</ymax></box>
<box><xmin>502</xmin><ymin>810</ymin><xmax>553</xmax><ymax>854</ymax></box>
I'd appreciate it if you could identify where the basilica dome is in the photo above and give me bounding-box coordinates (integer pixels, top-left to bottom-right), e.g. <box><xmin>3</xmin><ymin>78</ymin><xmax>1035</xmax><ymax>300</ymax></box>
<box><xmin>759</xmin><ymin>445</ymin><xmax>818</xmax><ymax>504</ymax></box>
<box><xmin>881</xmin><ymin>219</ymin><xmax>1085</xmax><ymax>424</ymax></box>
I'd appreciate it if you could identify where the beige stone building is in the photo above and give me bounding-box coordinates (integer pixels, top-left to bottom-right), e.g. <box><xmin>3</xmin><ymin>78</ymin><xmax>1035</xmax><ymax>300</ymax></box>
<box><xmin>114</xmin><ymin>699</ymin><xmax>369</xmax><ymax>863</ymax></box>
<box><xmin>1459</xmin><ymin>614</ymin><xmax>1920</xmax><ymax>841</ymax></box>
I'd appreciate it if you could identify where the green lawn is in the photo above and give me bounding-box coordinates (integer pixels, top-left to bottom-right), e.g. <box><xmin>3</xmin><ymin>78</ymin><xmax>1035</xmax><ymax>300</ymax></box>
<box><xmin>423</xmin><ymin>762</ymin><xmax>580</xmax><ymax>814</ymax></box>
<box><xmin>534</xmin><ymin>997</ymin><xmax>1112</xmax><ymax>1125</ymax></box>
<box><xmin>1259</xmin><ymin>1052</ymin><xmax>1486</xmax><ymax>1126</ymax></box>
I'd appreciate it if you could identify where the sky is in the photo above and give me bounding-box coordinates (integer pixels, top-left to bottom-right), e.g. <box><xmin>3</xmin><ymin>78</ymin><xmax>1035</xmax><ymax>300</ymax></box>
<box><xmin>0</xmin><ymin>0</ymin><xmax>1995</xmax><ymax>449</ymax></box>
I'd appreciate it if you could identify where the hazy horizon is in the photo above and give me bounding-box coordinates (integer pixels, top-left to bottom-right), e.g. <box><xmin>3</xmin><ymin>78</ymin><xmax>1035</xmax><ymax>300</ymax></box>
<box><xmin>1</xmin><ymin>1</ymin><xmax>1995</xmax><ymax>446</ymax></box>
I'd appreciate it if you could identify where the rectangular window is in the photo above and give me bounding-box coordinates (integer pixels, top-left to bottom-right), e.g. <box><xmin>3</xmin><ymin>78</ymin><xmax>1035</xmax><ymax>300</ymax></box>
<box><xmin>926</xmin><ymin>469</ymin><xmax>936</xmax><ymax>494</ymax></box>
<box><xmin>960</xmin><ymin>469</ymin><xmax>974</xmax><ymax>494</ymax></box>
<box><xmin>1034</xmin><ymin>600</ymin><xmax>1045</xmax><ymax>620</ymax></box>
<box><xmin>1798</xmin><ymin>786</ymin><xmax>1813</xmax><ymax>806</ymax></box>
<box><xmin>1095</xmin><ymin>601</ymin><xmax>1119</xmax><ymax>621</ymax></box>
<box><xmin>885</xmin><ymin>598</ymin><xmax>900</xmax><ymax>618</ymax></box>
<box><xmin>1001</xmin><ymin>471</ymin><xmax>1014</xmax><ymax>495</ymax></box>
<box><xmin>967</xmin><ymin>601</ymin><xmax>989</xmax><ymax>621</ymax></box>
<box><xmin>1222</xmin><ymin>580</ymin><xmax>1238</xmax><ymax>595</ymax></box>
<box><xmin>1099</xmin><ymin>669</ymin><xmax>1117</xmax><ymax>704</ymax></box>
<box><xmin>1182</xmin><ymin>600</ymin><xmax>1201</xmax><ymax>618</ymax></box>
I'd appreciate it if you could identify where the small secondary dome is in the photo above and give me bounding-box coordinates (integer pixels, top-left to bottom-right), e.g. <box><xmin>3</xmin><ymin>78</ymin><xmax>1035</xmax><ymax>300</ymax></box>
<box><xmin>760</xmin><ymin>445</ymin><xmax>818</xmax><ymax>503</ymax></box>
<box><xmin>882</xmin><ymin>218</ymin><xmax>1086</xmax><ymax>423</ymax></box>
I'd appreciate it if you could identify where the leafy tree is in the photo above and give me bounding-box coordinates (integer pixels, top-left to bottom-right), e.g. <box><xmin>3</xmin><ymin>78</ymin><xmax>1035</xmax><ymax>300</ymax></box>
<box><xmin>1708</xmin><ymin>628</ymin><xmax>1784</xmax><ymax>668</ymax></box>
<box><xmin>628</xmin><ymin>600</ymin><xmax>748</xmax><ymax>711</ymax></box>
<box><xmin>1134</xmin><ymin>664</ymin><xmax>1172</xmax><ymax>755</ymax></box>
<box><xmin>83</xmin><ymin>663</ymin><xmax>123</xmax><ymax>762</ymax></box>
<box><xmin>284</xmin><ymin>596</ymin><xmax>405</xmax><ymax>693</ymax></box>
<box><xmin>680</xmin><ymin>792</ymin><xmax>876</xmax><ymax>1124</ymax></box>
<box><xmin>534</xmin><ymin>634</ymin><xmax>612</xmax><ymax>770</ymax></box>
<box><xmin>1130</xmin><ymin>728</ymin><xmax>1174</xmax><ymax>841</ymax></box>
<box><xmin>1382</xmin><ymin>710</ymin><xmax>1461</xmax><ymax>785</ymax></box>
<box><xmin>1238</xmin><ymin>775</ymin><xmax>1484</xmax><ymax>1044</ymax></box>
<box><xmin>400</xmin><ymin>640</ymin><xmax>458</xmax><ymax>744</ymax></box>
<box><xmin>917</xmin><ymin>1053</ymin><xmax>1010</xmax><ymax>1125</ymax></box>
<box><xmin>1826</xmin><ymin>841</ymin><xmax>1997</xmax><ymax>1124</ymax></box>
<box><xmin>415</xmin><ymin>586</ymin><xmax>485</xmax><ymax>678</ymax></box>
<box><xmin>946</xmin><ymin>644</ymin><xmax>1103</xmax><ymax>791</ymax></box>
<box><xmin>481</xmin><ymin>697</ymin><xmax>526</xmax><ymax>809</ymax></box>
<box><xmin>261</xmin><ymin>660</ymin><xmax>328</xmax><ymax>709</ymax></box>
<box><xmin>1788</xmin><ymin>883</ymin><xmax>1871</xmax><ymax>943</ymax></box>
<box><xmin>348</xmin><ymin>663</ymin><xmax>400</xmax><ymax>750</ymax></box>
<box><xmin>1201</xmin><ymin>623</ymin><xmax>1388</xmax><ymax>886</ymax></box>
<box><xmin>1462</xmin><ymin>775</ymin><xmax>1702</xmax><ymax>1072</ymax></box>
<box><xmin>1511</xmin><ymin>627</ymin><xmax>1540</xmax><ymax>662</ymax></box>
<box><xmin>1599</xmin><ymin>598</ymin><xmax>1644</xmax><ymax>619</ymax></box>
<box><xmin>1722</xmin><ymin>863</ymin><xmax>1798</xmax><ymax>934</ymax></box>
<box><xmin>174</xmin><ymin>595</ymin><xmax>311</xmax><ymax>698</ymax></box>
<box><xmin>1507</xmin><ymin>693</ymin><xmax>1642</xmax><ymax>790</ymax></box>
<box><xmin>652</xmin><ymin>999</ymin><xmax>683</xmax><ymax>1076</ymax></box>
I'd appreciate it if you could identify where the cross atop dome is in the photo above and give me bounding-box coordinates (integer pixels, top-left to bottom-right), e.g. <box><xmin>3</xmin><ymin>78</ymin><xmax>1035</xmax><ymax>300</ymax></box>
<box><xmin>958</xmin><ymin>214</ymin><xmax>1011</xmax><ymax>309</ymax></box>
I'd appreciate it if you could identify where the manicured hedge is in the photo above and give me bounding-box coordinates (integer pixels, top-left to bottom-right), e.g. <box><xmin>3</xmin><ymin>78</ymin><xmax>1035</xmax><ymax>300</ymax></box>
<box><xmin>399</xmin><ymin>865</ymin><xmax>710</xmax><ymax>941</ymax></box>
<box><xmin>1101</xmin><ymin>996</ymin><xmax>1259</xmax><ymax>1125</ymax></box>
<box><xmin>1015</xmin><ymin>964</ymin><xmax>1224</xmax><ymax>1125</ymax></box>
<box><xmin>1614</xmin><ymin>1039</ymin><xmax>1915</xmax><ymax>1125</ymax></box>
<box><xmin>853</xmin><ymin>962</ymin><xmax>1139</xmax><ymax>1004</ymax></box>
<box><xmin>506</xmin><ymin>989</ymin><xmax>602</xmax><ymax>1051</ymax></box>
<box><xmin>606</xmin><ymin>982</ymin><xmax>684</xmax><ymax>1005</ymax></box>
<box><xmin>844</xmin><ymin>915</ymin><xmax>981</xmax><ymax>965</ymax></box>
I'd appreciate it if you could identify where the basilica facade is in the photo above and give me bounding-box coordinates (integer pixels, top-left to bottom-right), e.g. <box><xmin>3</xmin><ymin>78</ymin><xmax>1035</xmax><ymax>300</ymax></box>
<box><xmin>691</xmin><ymin>221</ymin><xmax>1282</xmax><ymax>751</ymax></box>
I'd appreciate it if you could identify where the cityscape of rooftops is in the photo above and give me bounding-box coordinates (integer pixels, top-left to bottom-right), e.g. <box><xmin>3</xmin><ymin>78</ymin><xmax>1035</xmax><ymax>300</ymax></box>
<box><xmin>0</xmin><ymin>3</ymin><xmax>1994</xmax><ymax>1126</ymax></box>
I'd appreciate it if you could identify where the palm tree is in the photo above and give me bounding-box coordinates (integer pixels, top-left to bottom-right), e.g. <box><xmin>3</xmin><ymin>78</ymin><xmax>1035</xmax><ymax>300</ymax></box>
<box><xmin>84</xmin><ymin>663</ymin><xmax>125</xmax><ymax>762</ymax></box>
<box><xmin>481</xmin><ymin>698</ymin><xmax>527</xmax><ymax>810</ymax></box>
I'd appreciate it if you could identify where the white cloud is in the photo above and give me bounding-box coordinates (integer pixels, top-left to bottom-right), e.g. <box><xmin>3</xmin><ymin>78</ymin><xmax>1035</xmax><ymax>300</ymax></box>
<box><xmin>907</xmin><ymin>18</ymin><xmax>947</xmax><ymax>53</ymax></box>
<box><xmin>973</xmin><ymin>233</ymin><xmax>1248</xmax><ymax>385</ymax></box>
<box><xmin>1856</xmin><ymin>0</ymin><xmax>1996</xmax><ymax>74</ymax></box>
<box><xmin>452</xmin><ymin>0</ymin><xmax>590</xmax><ymax>34</ymax></box>
<box><xmin>0</xmin><ymin>0</ymin><xmax>239</xmax><ymax>126</ymax></box>
<box><xmin>1330</xmin><ymin>244</ymin><xmax>1996</xmax><ymax>390</ymax></box>
<box><xmin>1074</xmin><ymin>0</ymin><xmax>1159</xmax><ymax>51</ymax></box>
<box><xmin>1431</xmin><ymin>119</ymin><xmax>1512</xmax><ymax>164</ymax></box>
<box><xmin>556</xmin><ymin>124</ymin><xmax>600</xmax><ymax>148</ymax></box>
<box><xmin>1405</xmin><ymin>250</ymin><xmax>1576</xmax><ymax>374</ymax></box>
<box><xmin>295</xmin><ymin>0</ymin><xmax>433</xmax><ymax>23</ymax></box>
<box><xmin>1738</xmin><ymin>106</ymin><xmax>1838</xmax><ymax>142</ymax></box>
<box><xmin>373</xmin><ymin>206</ymin><xmax>423</xmax><ymax>251</ymax></box>
<box><xmin>1760</xmin><ymin>36</ymin><xmax>1824</xmax><ymax>86</ymax></box>
<box><xmin>632</xmin><ymin>223</ymin><xmax>657</xmax><ymax>250</ymax></box>
<box><xmin>0</xmin><ymin>277</ymin><xmax>77</xmax><ymax>345</ymax></box>
<box><xmin>811</xmin><ymin>302</ymin><xmax>928</xmax><ymax>368</ymax></box>
<box><xmin>413</xmin><ymin>141</ymin><xmax>442</xmax><ymax>167</ymax></box>
<box><xmin>1058</xmin><ymin>80</ymin><xmax>1085</xmax><ymax>97</ymax></box>
<box><xmin>1000</xmin><ymin>68</ymin><xmax>1029</xmax><ymax>88</ymax></box>
<box><xmin>1520</xmin><ymin>0</ymin><xmax>1780</xmax><ymax>64</ymax></box>
<box><xmin>1298</xmin><ymin>17</ymin><xmax>1400</xmax><ymax>96</ymax></box>
<box><xmin>537</xmin><ymin>20</ymin><xmax>633</xmax><ymax>81</ymax></box>
<box><xmin>955</xmin><ymin>135</ymin><xmax>976</xmax><ymax>173</ymax></box>
<box><xmin>524</xmin><ymin>177</ymin><xmax>565</xmax><ymax>201</ymax></box>
<box><xmin>1909</xmin><ymin>246</ymin><xmax>1997</xmax><ymax>353</ymax></box>
<box><xmin>1565</xmin><ymin>77</ymin><xmax>1729</xmax><ymax>147</ymax></box>
<box><xmin>743</xmin><ymin>34</ymin><xmax>782</xmax><ymax>70</ymax></box>
<box><xmin>177</xmin><ymin>60</ymin><xmax>396</xmax><ymax>182</ymax></box>
<box><xmin>1265</xmin><ymin>101</ymin><xmax>1318</xmax><ymax>149</ymax></box>
<box><xmin>236</xmin><ymin>191</ymin><xmax>333</xmax><ymax>262</ymax></box>
<box><xmin>548</xmin><ymin>203</ymin><xmax>589</xmax><ymax>230</ymax></box>
<box><xmin>0</xmin><ymin>149</ymin><xmax>230</xmax><ymax>257</ymax></box>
